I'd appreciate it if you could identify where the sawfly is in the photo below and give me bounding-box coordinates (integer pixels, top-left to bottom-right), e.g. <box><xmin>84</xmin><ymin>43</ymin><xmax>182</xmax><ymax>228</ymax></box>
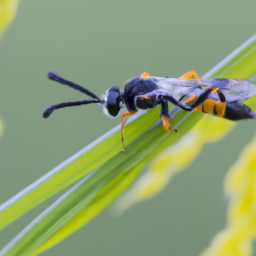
<box><xmin>43</xmin><ymin>70</ymin><xmax>256</xmax><ymax>151</ymax></box>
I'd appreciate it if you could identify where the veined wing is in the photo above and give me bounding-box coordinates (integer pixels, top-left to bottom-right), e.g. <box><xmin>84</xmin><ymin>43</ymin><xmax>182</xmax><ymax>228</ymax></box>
<box><xmin>206</xmin><ymin>78</ymin><xmax>256</xmax><ymax>102</ymax></box>
<box><xmin>148</xmin><ymin>76</ymin><xmax>256</xmax><ymax>102</ymax></box>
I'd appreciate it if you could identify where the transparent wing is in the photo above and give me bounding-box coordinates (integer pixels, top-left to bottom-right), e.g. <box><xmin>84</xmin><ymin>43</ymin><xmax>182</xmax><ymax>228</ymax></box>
<box><xmin>148</xmin><ymin>76</ymin><xmax>206</xmax><ymax>98</ymax></box>
<box><xmin>206</xmin><ymin>78</ymin><xmax>256</xmax><ymax>102</ymax></box>
<box><xmin>148</xmin><ymin>76</ymin><xmax>256</xmax><ymax>102</ymax></box>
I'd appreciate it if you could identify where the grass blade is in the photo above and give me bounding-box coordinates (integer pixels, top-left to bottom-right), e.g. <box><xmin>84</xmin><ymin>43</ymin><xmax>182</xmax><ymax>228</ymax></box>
<box><xmin>0</xmin><ymin>108</ymin><xmax>160</xmax><ymax>230</ymax></box>
<box><xmin>0</xmin><ymin>111</ymin><xmax>200</xmax><ymax>255</ymax></box>
<box><xmin>1</xmin><ymin>34</ymin><xmax>256</xmax><ymax>255</ymax></box>
<box><xmin>113</xmin><ymin>116</ymin><xmax>235</xmax><ymax>214</ymax></box>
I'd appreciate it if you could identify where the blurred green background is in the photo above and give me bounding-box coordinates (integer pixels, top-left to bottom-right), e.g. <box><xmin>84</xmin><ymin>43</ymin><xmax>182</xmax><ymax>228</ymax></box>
<box><xmin>1</xmin><ymin>0</ymin><xmax>256</xmax><ymax>255</ymax></box>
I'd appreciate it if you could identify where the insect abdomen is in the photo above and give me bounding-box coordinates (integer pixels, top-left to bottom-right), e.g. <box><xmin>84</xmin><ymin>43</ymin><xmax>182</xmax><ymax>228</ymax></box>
<box><xmin>197</xmin><ymin>99</ymin><xmax>256</xmax><ymax>120</ymax></box>
<box><xmin>200</xmin><ymin>98</ymin><xmax>226</xmax><ymax>118</ymax></box>
<box><xmin>224</xmin><ymin>102</ymin><xmax>256</xmax><ymax>121</ymax></box>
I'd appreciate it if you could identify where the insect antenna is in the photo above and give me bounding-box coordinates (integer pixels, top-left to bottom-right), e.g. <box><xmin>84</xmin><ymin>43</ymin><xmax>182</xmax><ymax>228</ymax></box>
<box><xmin>47</xmin><ymin>72</ymin><xmax>101</xmax><ymax>101</ymax></box>
<box><xmin>43</xmin><ymin>99</ymin><xmax>103</xmax><ymax>119</ymax></box>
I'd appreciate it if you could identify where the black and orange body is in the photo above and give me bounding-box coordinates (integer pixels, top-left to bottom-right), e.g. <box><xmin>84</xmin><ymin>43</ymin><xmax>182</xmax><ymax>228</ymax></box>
<box><xmin>184</xmin><ymin>86</ymin><xmax>256</xmax><ymax>121</ymax></box>
<box><xmin>187</xmin><ymin>96</ymin><xmax>256</xmax><ymax>120</ymax></box>
<box><xmin>43</xmin><ymin>70</ymin><xmax>256</xmax><ymax>151</ymax></box>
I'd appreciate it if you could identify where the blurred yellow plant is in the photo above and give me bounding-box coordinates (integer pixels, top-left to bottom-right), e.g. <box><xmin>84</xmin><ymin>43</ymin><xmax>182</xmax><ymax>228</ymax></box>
<box><xmin>200</xmin><ymin>132</ymin><xmax>256</xmax><ymax>256</ymax></box>
<box><xmin>0</xmin><ymin>0</ymin><xmax>19</xmax><ymax>37</ymax></box>
<box><xmin>0</xmin><ymin>0</ymin><xmax>20</xmax><ymax>137</ymax></box>
<box><xmin>113</xmin><ymin>115</ymin><xmax>235</xmax><ymax>214</ymax></box>
<box><xmin>0</xmin><ymin>119</ymin><xmax>3</xmax><ymax>137</ymax></box>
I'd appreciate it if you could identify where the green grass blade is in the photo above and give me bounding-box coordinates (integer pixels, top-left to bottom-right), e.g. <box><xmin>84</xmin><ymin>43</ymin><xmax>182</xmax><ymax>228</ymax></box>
<box><xmin>31</xmin><ymin>161</ymin><xmax>144</xmax><ymax>256</ymax></box>
<box><xmin>30</xmin><ymin>34</ymin><xmax>256</xmax><ymax>255</ymax></box>
<box><xmin>113</xmin><ymin>116</ymin><xmax>235</xmax><ymax>214</ymax></box>
<box><xmin>1</xmin><ymin>34</ymin><xmax>256</xmax><ymax>256</ymax></box>
<box><xmin>0</xmin><ymin>108</ymin><xmax>160</xmax><ymax>230</ymax></box>
<box><xmin>0</xmin><ymin>111</ymin><xmax>201</xmax><ymax>256</ymax></box>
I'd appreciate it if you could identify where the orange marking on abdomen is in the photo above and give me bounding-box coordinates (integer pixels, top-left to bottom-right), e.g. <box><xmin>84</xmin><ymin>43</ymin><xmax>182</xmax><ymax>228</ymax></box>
<box><xmin>194</xmin><ymin>103</ymin><xmax>202</xmax><ymax>111</ymax></box>
<box><xmin>202</xmin><ymin>99</ymin><xmax>215</xmax><ymax>114</ymax></box>
<box><xmin>215</xmin><ymin>100</ymin><xmax>226</xmax><ymax>117</ymax></box>
<box><xmin>184</xmin><ymin>95</ymin><xmax>197</xmax><ymax>104</ymax></box>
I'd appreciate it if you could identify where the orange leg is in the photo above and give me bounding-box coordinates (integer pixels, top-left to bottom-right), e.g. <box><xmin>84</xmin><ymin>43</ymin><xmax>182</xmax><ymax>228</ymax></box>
<box><xmin>180</xmin><ymin>70</ymin><xmax>201</xmax><ymax>81</ymax></box>
<box><xmin>161</xmin><ymin>115</ymin><xmax>171</xmax><ymax>131</ymax></box>
<box><xmin>184</xmin><ymin>95</ymin><xmax>198</xmax><ymax>105</ymax></box>
<box><xmin>121</xmin><ymin>111</ymin><xmax>137</xmax><ymax>151</ymax></box>
<box><xmin>161</xmin><ymin>115</ymin><xmax>178</xmax><ymax>133</ymax></box>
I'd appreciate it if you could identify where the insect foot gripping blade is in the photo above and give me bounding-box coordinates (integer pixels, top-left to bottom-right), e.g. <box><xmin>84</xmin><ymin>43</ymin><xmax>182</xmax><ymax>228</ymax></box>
<box><xmin>161</xmin><ymin>115</ymin><xmax>171</xmax><ymax>131</ymax></box>
<box><xmin>161</xmin><ymin>115</ymin><xmax>177</xmax><ymax>133</ymax></box>
<box><xmin>121</xmin><ymin>118</ymin><xmax>128</xmax><ymax>152</ymax></box>
<box><xmin>120</xmin><ymin>112</ymin><xmax>137</xmax><ymax>152</ymax></box>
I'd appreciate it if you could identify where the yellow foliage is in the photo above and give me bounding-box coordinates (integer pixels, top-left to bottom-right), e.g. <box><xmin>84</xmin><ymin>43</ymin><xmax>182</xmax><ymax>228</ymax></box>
<box><xmin>0</xmin><ymin>119</ymin><xmax>2</xmax><ymax>137</ymax></box>
<box><xmin>0</xmin><ymin>0</ymin><xmax>20</xmax><ymax>135</ymax></box>
<box><xmin>200</xmin><ymin>133</ymin><xmax>256</xmax><ymax>256</ymax></box>
<box><xmin>0</xmin><ymin>0</ymin><xmax>19</xmax><ymax>37</ymax></box>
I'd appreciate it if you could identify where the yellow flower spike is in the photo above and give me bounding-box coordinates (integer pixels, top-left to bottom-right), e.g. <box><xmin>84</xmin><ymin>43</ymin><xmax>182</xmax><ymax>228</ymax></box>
<box><xmin>0</xmin><ymin>117</ymin><xmax>3</xmax><ymax>138</ymax></box>
<box><xmin>201</xmin><ymin>132</ymin><xmax>256</xmax><ymax>256</ymax></box>
<box><xmin>112</xmin><ymin>116</ymin><xmax>235</xmax><ymax>214</ymax></box>
<box><xmin>200</xmin><ymin>229</ymin><xmax>252</xmax><ymax>256</ymax></box>
<box><xmin>0</xmin><ymin>0</ymin><xmax>19</xmax><ymax>139</ymax></box>
<box><xmin>225</xmin><ymin>164</ymin><xmax>248</xmax><ymax>196</ymax></box>
<box><xmin>150</xmin><ymin>130</ymin><xmax>201</xmax><ymax>174</ymax></box>
<box><xmin>0</xmin><ymin>0</ymin><xmax>19</xmax><ymax>135</ymax></box>
<box><xmin>225</xmin><ymin>136</ymin><xmax>256</xmax><ymax>195</ymax></box>
<box><xmin>228</xmin><ymin>182</ymin><xmax>256</xmax><ymax>238</ymax></box>
<box><xmin>0</xmin><ymin>0</ymin><xmax>19</xmax><ymax>136</ymax></box>
<box><xmin>0</xmin><ymin>0</ymin><xmax>19</xmax><ymax>37</ymax></box>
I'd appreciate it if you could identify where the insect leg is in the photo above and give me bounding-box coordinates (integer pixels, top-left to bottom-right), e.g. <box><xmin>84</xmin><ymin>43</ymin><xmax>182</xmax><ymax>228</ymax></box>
<box><xmin>159</xmin><ymin>93</ymin><xmax>193</xmax><ymax>111</ymax></box>
<box><xmin>160</xmin><ymin>100</ymin><xmax>171</xmax><ymax>131</ymax></box>
<box><xmin>212</xmin><ymin>88</ymin><xmax>226</xmax><ymax>117</ymax></box>
<box><xmin>159</xmin><ymin>100</ymin><xmax>178</xmax><ymax>132</ymax></box>
<box><xmin>186</xmin><ymin>87</ymin><xmax>227</xmax><ymax>115</ymax></box>
<box><xmin>179</xmin><ymin>70</ymin><xmax>201</xmax><ymax>81</ymax></box>
<box><xmin>188</xmin><ymin>88</ymin><xmax>213</xmax><ymax>109</ymax></box>
<box><xmin>120</xmin><ymin>111</ymin><xmax>137</xmax><ymax>151</ymax></box>
<box><xmin>212</xmin><ymin>87</ymin><xmax>226</xmax><ymax>102</ymax></box>
<box><xmin>184</xmin><ymin>95</ymin><xmax>198</xmax><ymax>105</ymax></box>
<box><xmin>187</xmin><ymin>87</ymin><xmax>226</xmax><ymax>114</ymax></box>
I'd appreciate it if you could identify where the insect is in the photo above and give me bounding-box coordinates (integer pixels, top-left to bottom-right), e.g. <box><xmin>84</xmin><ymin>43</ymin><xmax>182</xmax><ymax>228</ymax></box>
<box><xmin>43</xmin><ymin>70</ymin><xmax>256</xmax><ymax>151</ymax></box>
